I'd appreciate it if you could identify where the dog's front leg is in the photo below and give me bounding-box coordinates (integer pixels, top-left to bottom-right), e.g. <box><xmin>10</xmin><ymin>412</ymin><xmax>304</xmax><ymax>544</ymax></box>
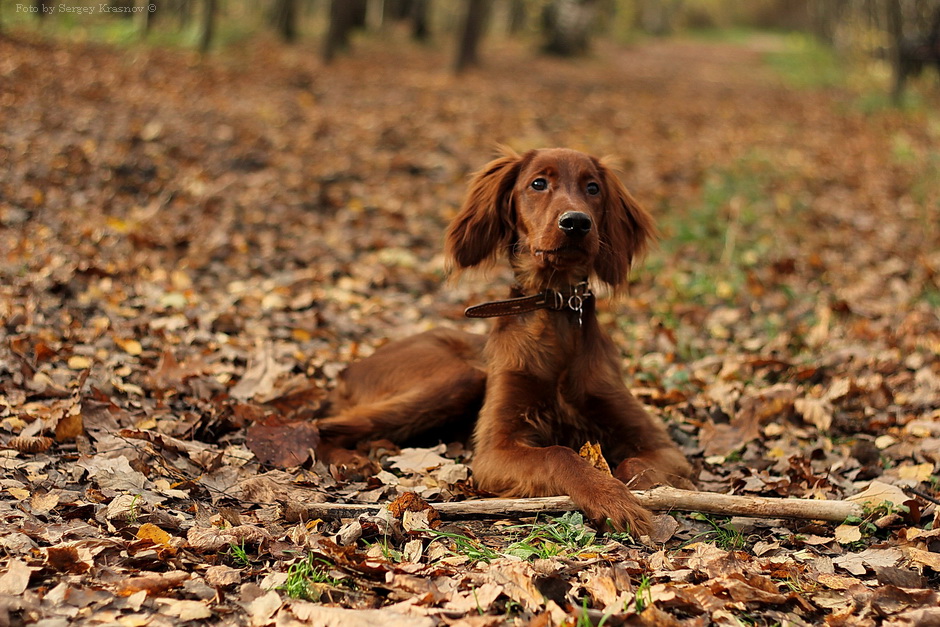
<box><xmin>582</xmin><ymin>377</ymin><xmax>696</xmax><ymax>491</ymax></box>
<box><xmin>471</xmin><ymin>372</ymin><xmax>653</xmax><ymax>535</ymax></box>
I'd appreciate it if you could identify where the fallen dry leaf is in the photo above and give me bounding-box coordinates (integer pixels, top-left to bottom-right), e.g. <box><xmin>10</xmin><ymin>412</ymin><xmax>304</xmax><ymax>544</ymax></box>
<box><xmin>230</xmin><ymin>342</ymin><xmax>293</xmax><ymax>401</ymax></box>
<box><xmin>833</xmin><ymin>548</ymin><xmax>905</xmax><ymax>576</ymax></box>
<box><xmin>246</xmin><ymin>590</ymin><xmax>282</xmax><ymax>627</ymax></box>
<box><xmin>795</xmin><ymin>396</ymin><xmax>833</xmax><ymax>431</ymax></box>
<box><xmin>817</xmin><ymin>572</ymin><xmax>864</xmax><ymax>590</ymax></box>
<box><xmin>387</xmin><ymin>447</ymin><xmax>450</xmax><ymax>473</ymax></box>
<box><xmin>288</xmin><ymin>603</ymin><xmax>436</xmax><ymax>627</ymax></box>
<box><xmin>136</xmin><ymin>523</ymin><xmax>173</xmax><ymax>546</ymax></box>
<box><xmin>206</xmin><ymin>565</ymin><xmax>242</xmax><ymax>588</ymax></box>
<box><xmin>245</xmin><ymin>417</ymin><xmax>319</xmax><ymax>468</ymax></box>
<box><xmin>835</xmin><ymin>524</ymin><xmax>863</xmax><ymax>545</ymax></box>
<box><xmin>187</xmin><ymin>525</ymin><xmax>272</xmax><ymax>552</ymax></box>
<box><xmin>0</xmin><ymin>559</ymin><xmax>33</xmax><ymax>595</ymax></box>
<box><xmin>44</xmin><ymin>545</ymin><xmax>94</xmax><ymax>574</ymax></box>
<box><xmin>116</xmin><ymin>571</ymin><xmax>190</xmax><ymax>597</ymax></box>
<box><xmin>154</xmin><ymin>598</ymin><xmax>214</xmax><ymax>621</ymax></box>
<box><xmin>579</xmin><ymin>441</ymin><xmax>612</xmax><ymax>474</ymax></box>
<box><xmin>895</xmin><ymin>462</ymin><xmax>935</xmax><ymax>483</ymax></box>
<box><xmin>30</xmin><ymin>491</ymin><xmax>60</xmax><ymax>514</ymax></box>
<box><xmin>8</xmin><ymin>436</ymin><xmax>54</xmax><ymax>453</ymax></box>
<box><xmin>846</xmin><ymin>481</ymin><xmax>910</xmax><ymax>509</ymax></box>
<box><xmin>54</xmin><ymin>402</ymin><xmax>84</xmax><ymax>442</ymax></box>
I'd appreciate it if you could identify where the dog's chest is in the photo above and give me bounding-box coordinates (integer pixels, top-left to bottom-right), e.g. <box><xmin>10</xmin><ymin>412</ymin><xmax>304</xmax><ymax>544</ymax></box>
<box><xmin>524</xmin><ymin>389</ymin><xmax>604</xmax><ymax>449</ymax></box>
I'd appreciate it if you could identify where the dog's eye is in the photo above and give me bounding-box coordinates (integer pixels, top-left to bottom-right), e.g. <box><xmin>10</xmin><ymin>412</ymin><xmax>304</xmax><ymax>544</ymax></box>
<box><xmin>586</xmin><ymin>182</ymin><xmax>600</xmax><ymax>196</ymax></box>
<box><xmin>531</xmin><ymin>178</ymin><xmax>548</xmax><ymax>191</ymax></box>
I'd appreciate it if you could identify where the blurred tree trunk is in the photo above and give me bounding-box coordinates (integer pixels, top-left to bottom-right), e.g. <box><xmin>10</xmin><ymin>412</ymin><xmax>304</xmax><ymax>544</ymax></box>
<box><xmin>384</xmin><ymin>0</ymin><xmax>407</xmax><ymax>21</ymax></box>
<box><xmin>412</xmin><ymin>0</ymin><xmax>430</xmax><ymax>41</ymax></box>
<box><xmin>324</xmin><ymin>0</ymin><xmax>363</xmax><ymax>63</ymax></box>
<box><xmin>367</xmin><ymin>0</ymin><xmax>384</xmax><ymax>29</ymax></box>
<box><xmin>634</xmin><ymin>0</ymin><xmax>682</xmax><ymax>37</ymax></box>
<box><xmin>888</xmin><ymin>1</ymin><xmax>940</xmax><ymax>104</ymax></box>
<box><xmin>542</xmin><ymin>0</ymin><xmax>599</xmax><ymax>56</ymax></box>
<box><xmin>887</xmin><ymin>0</ymin><xmax>905</xmax><ymax>103</ymax></box>
<box><xmin>144</xmin><ymin>0</ymin><xmax>158</xmax><ymax>36</ymax></box>
<box><xmin>810</xmin><ymin>0</ymin><xmax>847</xmax><ymax>46</ymax></box>
<box><xmin>35</xmin><ymin>0</ymin><xmax>50</xmax><ymax>20</ymax></box>
<box><xmin>199</xmin><ymin>0</ymin><xmax>216</xmax><ymax>54</ymax></box>
<box><xmin>381</xmin><ymin>0</ymin><xmax>429</xmax><ymax>39</ymax></box>
<box><xmin>455</xmin><ymin>0</ymin><xmax>490</xmax><ymax>73</ymax></box>
<box><xmin>508</xmin><ymin>0</ymin><xmax>527</xmax><ymax>35</ymax></box>
<box><xmin>177</xmin><ymin>0</ymin><xmax>193</xmax><ymax>28</ymax></box>
<box><xmin>272</xmin><ymin>0</ymin><xmax>298</xmax><ymax>43</ymax></box>
<box><xmin>351</xmin><ymin>0</ymin><xmax>368</xmax><ymax>28</ymax></box>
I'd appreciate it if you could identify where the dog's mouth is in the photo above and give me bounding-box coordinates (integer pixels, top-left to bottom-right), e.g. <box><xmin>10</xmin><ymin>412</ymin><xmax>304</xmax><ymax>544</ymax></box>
<box><xmin>533</xmin><ymin>245</ymin><xmax>588</xmax><ymax>264</ymax></box>
<box><xmin>535</xmin><ymin>243</ymin><xmax>583</xmax><ymax>255</ymax></box>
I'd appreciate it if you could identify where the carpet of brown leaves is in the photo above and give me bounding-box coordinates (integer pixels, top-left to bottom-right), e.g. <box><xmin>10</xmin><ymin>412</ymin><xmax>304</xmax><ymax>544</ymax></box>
<box><xmin>1</xmin><ymin>27</ymin><xmax>939</xmax><ymax>626</ymax></box>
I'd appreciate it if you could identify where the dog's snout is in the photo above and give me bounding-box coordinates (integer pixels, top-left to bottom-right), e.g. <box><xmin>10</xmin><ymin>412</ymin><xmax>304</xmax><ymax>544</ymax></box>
<box><xmin>558</xmin><ymin>211</ymin><xmax>592</xmax><ymax>237</ymax></box>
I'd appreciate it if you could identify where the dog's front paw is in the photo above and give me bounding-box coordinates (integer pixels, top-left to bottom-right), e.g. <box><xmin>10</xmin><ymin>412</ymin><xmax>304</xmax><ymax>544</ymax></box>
<box><xmin>615</xmin><ymin>452</ymin><xmax>696</xmax><ymax>491</ymax></box>
<box><xmin>573</xmin><ymin>480</ymin><xmax>652</xmax><ymax>537</ymax></box>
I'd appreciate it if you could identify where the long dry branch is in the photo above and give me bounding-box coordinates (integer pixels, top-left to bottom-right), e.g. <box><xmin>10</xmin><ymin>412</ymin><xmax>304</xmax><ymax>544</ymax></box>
<box><xmin>292</xmin><ymin>487</ymin><xmax>863</xmax><ymax>523</ymax></box>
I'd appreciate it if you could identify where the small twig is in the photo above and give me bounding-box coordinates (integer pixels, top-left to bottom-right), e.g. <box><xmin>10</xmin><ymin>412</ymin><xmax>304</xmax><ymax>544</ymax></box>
<box><xmin>903</xmin><ymin>485</ymin><xmax>940</xmax><ymax>507</ymax></box>
<box><xmin>292</xmin><ymin>487</ymin><xmax>863</xmax><ymax>523</ymax></box>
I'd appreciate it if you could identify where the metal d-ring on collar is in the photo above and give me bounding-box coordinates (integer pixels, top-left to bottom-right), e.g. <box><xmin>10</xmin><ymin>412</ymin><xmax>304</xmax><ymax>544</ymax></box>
<box><xmin>464</xmin><ymin>281</ymin><xmax>593</xmax><ymax>325</ymax></box>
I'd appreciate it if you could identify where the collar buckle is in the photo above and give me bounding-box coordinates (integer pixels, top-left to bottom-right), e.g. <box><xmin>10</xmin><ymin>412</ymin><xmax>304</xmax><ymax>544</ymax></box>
<box><xmin>465</xmin><ymin>281</ymin><xmax>593</xmax><ymax>319</ymax></box>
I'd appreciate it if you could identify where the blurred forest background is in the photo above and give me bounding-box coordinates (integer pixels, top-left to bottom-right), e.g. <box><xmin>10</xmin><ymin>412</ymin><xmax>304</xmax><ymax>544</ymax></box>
<box><xmin>3</xmin><ymin>0</ymin><xmax>940</xmax><ymax>100</ymax></box>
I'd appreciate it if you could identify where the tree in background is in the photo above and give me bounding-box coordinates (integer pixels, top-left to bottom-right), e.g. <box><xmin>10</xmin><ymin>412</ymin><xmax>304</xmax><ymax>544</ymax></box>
<box><xmin>199</xmin><ymin>0</ymin><xmax>216</xmax><ymax>54</ymax></box>
<box><xmin>4</xmin><ymin>0</ymin><xmax>939</xmax><ymax>104</ymax></box>
<box><xmin>634</xmin><ymin>0</ymin><xmax>683</xmax><ymax>37</ymax></box>
<box><xmin>541</xmin><ymin>0</ymin><xmax>601</xmax><ymax>56</ymax></box>
<box><xmin>380</xmin><ymin>0</ymin><xmax>433</xmax><ymax>42</ymax></box>
<box><xmin>323</xmin><ymin>0</ymin><xmax>367</xmax><ymax>63</ymax></box>
<box><xmin>508</xmin><ymin>0</ymin><xmax>527</xmax><ymax>35</ymax></box>
<box><xmin>35</xmin><ymin>0</ymin><xmax>51</xmax><ymax>20</ymax></box>
<box><xmin>144</xmin><ymin>0</ymin><xmax>158</xmax><ymax>36</ymax></box>
<box><xmin>271</xmin><ymin>0</ymin><xmax>298</xmax><ymax>43</ymax></box>
<box><xmin>412</xmin><ymin>0</ymin><xmax>431</xmax><ymax>41</ymax></box>
<box><xmin>455</xmin><ymin>0</ymin><xmax>490</xmax><ymax>73</ymax></box>
<box><xmin>887</xmin><ymin>0</ymin><xmax>940</xmax><ymax>102</ymax></box>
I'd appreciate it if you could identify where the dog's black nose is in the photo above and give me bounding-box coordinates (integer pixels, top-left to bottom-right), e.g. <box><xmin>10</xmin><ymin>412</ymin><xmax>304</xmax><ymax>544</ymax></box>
<box><xmin>558</xmin><ymin>211</ymin><xmax>592</xmax><ymax>236</ymax></box>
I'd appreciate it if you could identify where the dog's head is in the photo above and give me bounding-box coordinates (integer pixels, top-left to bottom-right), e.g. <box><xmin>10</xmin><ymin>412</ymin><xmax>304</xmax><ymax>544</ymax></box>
<box><xmin>445</xmin><ymin>147</ymin><xmax>656</xmax><ymax>291</ymax></box>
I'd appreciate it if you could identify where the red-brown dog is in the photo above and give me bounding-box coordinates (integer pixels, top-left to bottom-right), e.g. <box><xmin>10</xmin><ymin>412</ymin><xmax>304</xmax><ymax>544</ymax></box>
<box><xmin>319</xmin><ymin>148</ymin><xmax>695</xmax><ymax>534</ymax></box>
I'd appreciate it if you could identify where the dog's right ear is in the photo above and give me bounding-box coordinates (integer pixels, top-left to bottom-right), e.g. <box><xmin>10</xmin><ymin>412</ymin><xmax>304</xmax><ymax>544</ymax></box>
<box><xmin>445</xmin><ymin>150</ymin><xmax>523</xmax><ymax>271</ymax></box>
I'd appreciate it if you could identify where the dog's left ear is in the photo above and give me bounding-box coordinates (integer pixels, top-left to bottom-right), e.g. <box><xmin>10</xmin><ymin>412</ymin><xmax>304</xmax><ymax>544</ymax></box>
<box><xmin>445</xmin><ymin>149</ymin><xmax>524</xmax><ymax>271</ymax></box>
<box><xmin>593</xmin><ymin>160</ymin><xmax>657</xmax><ymax>288</ymax></box>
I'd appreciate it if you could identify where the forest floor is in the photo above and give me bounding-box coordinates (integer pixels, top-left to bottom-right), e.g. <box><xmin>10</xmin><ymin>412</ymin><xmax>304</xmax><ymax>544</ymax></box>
<box><xmin>1</xmin><ymin>26</ymin><xmax>940</xmax><ymax>626</ymax></box>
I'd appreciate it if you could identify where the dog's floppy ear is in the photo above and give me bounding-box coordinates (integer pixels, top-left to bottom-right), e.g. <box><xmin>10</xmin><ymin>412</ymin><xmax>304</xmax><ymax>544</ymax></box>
<box><xmin>445</xmin><ymin>149</ymin><xmax>524</xmax><ymax>271</ymax></box>
<box><xmin>594</xmin><ymin>160</ymin><xmax>657</xmax><ymax>288</ymax></box>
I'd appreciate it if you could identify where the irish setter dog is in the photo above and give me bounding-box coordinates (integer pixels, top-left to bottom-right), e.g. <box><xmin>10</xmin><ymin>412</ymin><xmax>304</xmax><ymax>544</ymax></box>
<box><xmin>318</xmin><ymin>148</ymin><xmax>694</xmax><ymax>535</ymax></box>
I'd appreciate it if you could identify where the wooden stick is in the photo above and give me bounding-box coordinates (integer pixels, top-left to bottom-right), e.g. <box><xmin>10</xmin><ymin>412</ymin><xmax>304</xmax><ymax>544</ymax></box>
<box><xmin>289</xmin><ymin>487</ymin><xmax>863</xmax><ymax>523</ymax></box>
<box><xmin>636</xmin><ymin>487</ymin><xmax>864</xmax><ymax>522</ymax></box>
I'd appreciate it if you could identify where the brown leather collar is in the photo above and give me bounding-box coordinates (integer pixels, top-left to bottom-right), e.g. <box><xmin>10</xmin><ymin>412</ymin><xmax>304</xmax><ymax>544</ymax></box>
<box><xmin>465</xmin><ymin>282</ymin><xmax>593</xmax><ymax>319</ymax></box>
